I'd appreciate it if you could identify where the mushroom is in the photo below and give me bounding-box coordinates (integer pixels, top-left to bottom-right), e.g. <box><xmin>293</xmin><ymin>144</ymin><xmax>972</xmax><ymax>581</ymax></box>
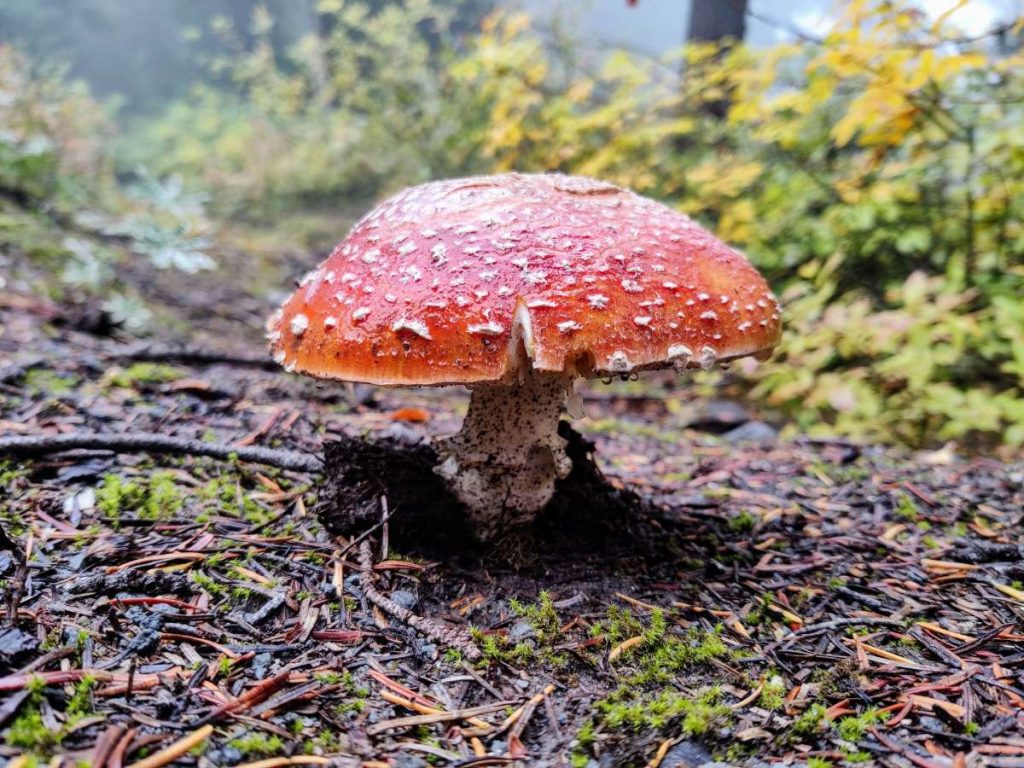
<box><xmin>267</xmin><ymin>173</ymin><xmax>781</xmax><ymax>540</ymax></box>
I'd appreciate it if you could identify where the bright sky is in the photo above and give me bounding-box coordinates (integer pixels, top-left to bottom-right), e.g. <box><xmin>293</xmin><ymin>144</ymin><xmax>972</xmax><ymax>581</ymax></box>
<box><xmin>518</xmin><ymin>0</ymin><xmax>1023</xmax><ymax>54</ymax></box>
<box><xmin>769</xmin><ymin>0</ymin><xmax>1019</xmax><ymax>42</ymax></box>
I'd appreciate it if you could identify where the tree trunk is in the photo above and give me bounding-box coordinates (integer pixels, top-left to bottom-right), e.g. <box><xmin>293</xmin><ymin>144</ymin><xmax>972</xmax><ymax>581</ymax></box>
<box><xmin>687</xmin><ymin>0</ymin><xmax>747</xmax><ymax>43</ymax></box>
<box><xmin>686</xmin><ymin>0</ymin><xmax>747</xmax><ymax>119</ymax></box>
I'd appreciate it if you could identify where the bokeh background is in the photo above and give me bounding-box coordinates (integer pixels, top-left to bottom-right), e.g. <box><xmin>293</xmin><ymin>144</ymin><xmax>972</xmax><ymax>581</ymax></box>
<box><xmin>1</xmin><ymin>0</ymin><xmax>1022</xmax><ymax>451</ymax></box>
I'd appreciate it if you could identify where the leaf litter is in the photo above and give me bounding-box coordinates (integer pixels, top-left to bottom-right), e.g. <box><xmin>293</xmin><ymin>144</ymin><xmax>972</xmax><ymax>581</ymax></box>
<box><xmin>1</xmin><ymin>274</ymin><xmax>1023</xmax><ymax>768</ymax></box>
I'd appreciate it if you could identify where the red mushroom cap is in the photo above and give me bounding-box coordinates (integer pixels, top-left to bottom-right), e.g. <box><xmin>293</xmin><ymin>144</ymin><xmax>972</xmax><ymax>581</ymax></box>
<box><xmin>267</xmin><ymin>173</ymin><xmax>781</xmax><ymax>385</ymax></box>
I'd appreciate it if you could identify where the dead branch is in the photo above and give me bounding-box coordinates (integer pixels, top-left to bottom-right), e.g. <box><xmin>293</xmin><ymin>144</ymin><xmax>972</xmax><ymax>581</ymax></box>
<box><xmin>111</xmin><ymin>343</ymin><xmax>282</xmax><ymax>371</ymax></box>
<box><xmin>0</xmin><ymin>432</ymin><xmax>321</xmax><ymax>473</ymax></box>
<box><xmin>357</xmin><ymin>540</ymin><xmax>481</xmax><ymax>662</ymax></box>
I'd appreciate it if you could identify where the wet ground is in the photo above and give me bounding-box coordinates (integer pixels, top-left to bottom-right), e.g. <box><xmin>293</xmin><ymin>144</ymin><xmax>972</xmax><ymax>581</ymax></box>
<box><xmin>1</xmin><ymin>248</ymin><xmax>1023</xmax><ymax>768</ymax></box>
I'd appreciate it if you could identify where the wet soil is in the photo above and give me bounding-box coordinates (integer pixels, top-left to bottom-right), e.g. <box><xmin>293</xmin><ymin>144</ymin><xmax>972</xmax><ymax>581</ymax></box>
<box><xmin>1</xmin><ymin>251</ymin><xmax>1023</xmax><ymax>768</ymax></box>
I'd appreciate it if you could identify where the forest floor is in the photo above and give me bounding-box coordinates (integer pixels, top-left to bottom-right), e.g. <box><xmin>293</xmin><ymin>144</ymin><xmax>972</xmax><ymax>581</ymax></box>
<box><xmin>1</xmin><ymin>233</ymin><xmax>1023</xmax><ymax>768</ymax></box>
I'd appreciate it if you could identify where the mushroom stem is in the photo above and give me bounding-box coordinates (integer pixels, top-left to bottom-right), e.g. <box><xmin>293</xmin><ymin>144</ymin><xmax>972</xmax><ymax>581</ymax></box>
<box><xmin>434</xmin><ymin>369</ymin><xmax>573</xmax><ymax>540</ymax></box>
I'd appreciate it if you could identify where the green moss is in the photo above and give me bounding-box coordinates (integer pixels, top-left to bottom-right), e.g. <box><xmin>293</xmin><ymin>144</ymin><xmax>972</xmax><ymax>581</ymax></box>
<box><xmin>812</xmin><ymin>462</ymin><xmax>870</xmax><ymax>484</ymax></box>
<box><xmin>107</xmin><ymin>363</ymin><xmax>182</xmax><ymax>389</ymax></box>
<box><xmin>5</xmin><ymin>703</ymin><xmax>58</xmax><ymax>753</ymax></box>
<box><xmin>760</xmin><ymin>673</ymin><xmax>787</xmax><ymax>711</ymax></box>
<box><xmin>304</xmin><ymin>728</ymin><xmax>347</xmax><ymax>753</ymax></box>
<box><xmin>313</xmin><ymin>671</ymin><xmax>344</xmax><ymax>685</ymax></box>
<box><xmin>474</xmin><ymin>630</ymin><xmax>536</xmax><ymax>666</ymax></box>
<box><xmin>722</xmin><ymin>743</ymin><xmax>757</xmax><ymax>764</ymax></box>
<box><xmin>226</xmin><ymin>732</ymin><xmax>285</xmax><ymax>757</ymax></box>
<box><xmin>334</xmin><ymin>699</ymin><xmax>366</xmax><ymax>716</ymax></box>
<box><xmin>845</xmin><ymin>751</ymin><xmax>874</xmax><ymax>763</ymax></box>
<box><xmin>198</xmin><ymin>474</ymin><xmax>267</xmax><ymax>523</ymax></box>
<box><xmin>327</xmin><ymin>669</ymin><xmax>369</xmax><ymax>700</ymax></box>
<box><xmin>5</xmin><ymin>675</ymin><xmax>95</xmax><ymax>756</ymax></box>
<box><xmin>745</xmin><ymin>594</ymin><xmax>775</xmax><ymax>626</ymax></box>
<box><xmin>894</xmin><ymin>493</ymin><xmax>919</xmax><ymax>521</ymax></box>
<box><xmin>0</xmin><ymin>460</ymin><xmax>27</xmax><ymax>487</ymax></box>
<box><xmin>510</xmin><ymin>591</ymin><xmax>562</xmax><ymax>644</ymax></box>
<box><xmin>600</xmin><ymin>686</ymin><xmax>727</xmax><ymax>733</ymax></box>
<box><xmin>96</xmin><ymin>471</ymin><xmax>182</xmax><ymax>521</ymax></box>
<box><xmin>728</xmin><ymin>510</ymin><xmax>757</xmax><ymax>533</ymax></box>
<box><xmin>191</xmin><ymin>571</ymin><xmax>227</xmax><ymax>596</ymax></box>
<box><xmin>807</xmin><ymin>758</ymin><xmax>833</xmax><ymax>768</ymax></box>
<box><xmin>22</xmin><ymin>368</ymin><xmax>77</xmax><ymax>396</ymax></box>
<box><xmin>789</xmin><ymin>703</ymin><xmax>827</xmax><ymax>743</ymax></box>
<box><xmin>474</xmin><ymin>591</ymin><xmax>570</xmax><ymax>668</ymax></box>
<box><xmin>573</xmin><ymin>608</ymin><xmax>734</xmax><ymax>762</ymax></box>
<box><xmin>835</xmin><ymin>707</ymin><xmax>883</xmax><ymax>743</ymax></box>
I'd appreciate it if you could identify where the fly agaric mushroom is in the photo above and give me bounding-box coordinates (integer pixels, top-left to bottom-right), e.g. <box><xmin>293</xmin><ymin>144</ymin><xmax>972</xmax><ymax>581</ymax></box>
<box><xmin>267</xmin><ymin>173</ymin><xmax>780</xmax><ymax>539</ymax></box>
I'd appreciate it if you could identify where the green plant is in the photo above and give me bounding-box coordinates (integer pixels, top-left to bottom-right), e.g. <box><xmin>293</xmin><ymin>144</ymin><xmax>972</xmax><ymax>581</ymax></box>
<box><xmin>106</xmin><ymin>363</ymin><xmax>182</xmax><ymax>389</ymax></box>
<box><xmin>835</xmin><ymin>708</ymin><xmax>884</xmax><ymax>743</ymax></box>
<box><xmin>95</xmin><ymin>471</ymin><xmax>182</xmax><ymax>521</ymax></box>
<box><xmin>75</xmin><ymin>0</ymin><xmax>1024</xmax><ymax>447</ymax></box>
<box><xmin>4</xmin><ymin>675</ymin><xmax>95</xmax><ymax>757</ymax></box>
<box><xmin>509</xmin><ymin>591</ymin><xmax>562</xmax><ymax>644</ymax></box>
<box><xmin>226</xmin><ymin>731</ymin><xmax>285</xmax><ymax>757</ymax></box>
<box><xmin>0</xmin><ymin>45</ymin><xmax>217</xmax><ymax>328</ymax></box>
<box><xmin>451</xmin><ymin>1</ymin><xmax>1024</xmax><ymax>450</ymax></box>
<box><xmin>790</xmin><ymin>703</ymin><xmax>828</xmax><ymax>743</ymax></box>
<box><xmin>124</xmin><ymin>0</ymin><xmax>490</xmax><ymax>219</ymax></box>
<box><xmin>572</xmin><ymin>607</ymin><xmax>733</xmax><ymax>761</ymax></box>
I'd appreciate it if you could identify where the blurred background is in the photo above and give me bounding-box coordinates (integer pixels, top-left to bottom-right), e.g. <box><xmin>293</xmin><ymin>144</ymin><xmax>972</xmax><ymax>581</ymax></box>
<box><xmin>0</xmin><ymin>0</ymin><xmax>1022</xmax><ymax>451</ymax></box>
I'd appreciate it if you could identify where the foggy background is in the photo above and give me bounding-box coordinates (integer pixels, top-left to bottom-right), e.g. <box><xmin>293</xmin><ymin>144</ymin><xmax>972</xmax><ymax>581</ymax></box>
<box><xmin>3</xmin><ymin>0</ymin><xmax>1020</xmax><ymax>119</ymax></box>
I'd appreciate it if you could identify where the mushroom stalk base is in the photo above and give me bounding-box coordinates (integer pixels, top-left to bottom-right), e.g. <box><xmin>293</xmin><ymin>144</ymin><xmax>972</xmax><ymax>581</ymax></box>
<box><xmin>434</xmin><ymin>371</ymin><xmax>573</xmax><ymax>540</ymax></box>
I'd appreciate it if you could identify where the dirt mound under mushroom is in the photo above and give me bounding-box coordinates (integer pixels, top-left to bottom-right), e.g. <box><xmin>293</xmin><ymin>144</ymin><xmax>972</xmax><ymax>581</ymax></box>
<box><xmin>316</xmin><ymin>422</ymin><xmax>664</xmax><ymax>565</ymax></box>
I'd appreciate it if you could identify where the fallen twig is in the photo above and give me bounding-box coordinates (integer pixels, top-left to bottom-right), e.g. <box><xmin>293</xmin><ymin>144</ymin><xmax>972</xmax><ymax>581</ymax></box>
<box><xmin>778</xmin><ymin>616</ymin><xmax>906</xmax><ymax>642</ymax></box>
<box><xmin>357</xmin><ymin>540</ymin><xmax>481</xmax><ymax>661</ymax></box>
<box><xmin>125</xmin><ymin>725</ymin><xmax>213</xmax><ymax>768</ymax></box>
<box><xmin>111</xmin><ymin>343</ymin><xmax>282</xmax><ymax>371</ymax></box>
<box><xmin>195</xmin><ymin>669</ymin><xmax>293</xmax><ymax>725</ymax></box>
<box><xmin>0</xmin><ymin>432</ymin><xmax>321</xmax><ymax>472</ymax></box>
<box><xmin>232</xmin><ymin>759</ymin><xmax>330</xmax><ymax>768</ymax></box>
<box><xmin>366</xmin><ymin>700</ymin><xmax>514</xmax><ymax>736</ymax></box>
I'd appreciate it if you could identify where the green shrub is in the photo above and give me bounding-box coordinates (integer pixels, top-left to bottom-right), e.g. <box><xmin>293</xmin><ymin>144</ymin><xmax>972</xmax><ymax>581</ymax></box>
<box><xmin>123</xmin><ymin>0</ymin><xmax>490</xmax><ymax>218</ymax></box>
<box><xmin>0</xmin><ymin>44</ymin><xmax>217</xmax><ymax>327</ymax></box>
<box><xmin>119</xmin><ymin>0</ymin><xmax>1024</xmax><ymax>447</ymax></box>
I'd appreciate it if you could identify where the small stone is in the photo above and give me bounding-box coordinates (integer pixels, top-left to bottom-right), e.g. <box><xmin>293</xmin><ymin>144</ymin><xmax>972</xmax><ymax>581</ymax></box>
<box><xmin>507</xmin><ymin>620</ymin><xmax>536</xmax><ymax>643</ymax></box>
<box><xmin>685</xmin><ymin>399</ymin><xmax>749</xmax><ymax>433</ymax></box>
<box><xmin>389</xmin><ymin>589</ymin><xmax>418</xmax><ymax>610</ymax></box>
<box><xmin>415</xmin><ymin>640</ymin><xmax>438</xmax><ymax>659</ymax></box>
<box><xmin>662</xmin><ymin>740</ymin><xmax>713</xmax><ymax>767</ymax></box>
<box><xmin>249</xmin><ymin>652</ymin><xmax>273</xmax><ymax>680</ymax></box>
<box><xmin>378</xmin><ymin>422</ymin><xmax>424</xmax><ymax>445</ymax></box>
<box><xmin>723</xmin><ymin>420</ymin><xmax>777</xmax><ymax>444</ymax></box>
<box><xmin>392</xmin><ymin>754</ymin><xmax>429</xmax><ymax>768</ymax></box>
<box><xmin>218</xmin><ymin>747</ymin><xmax>243</xmax><ymax>765</ymax></box>
<box><xmin>344</xmin><ymin>573</ymin><xmax>363</xmax><ymax>597</ymax></box>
